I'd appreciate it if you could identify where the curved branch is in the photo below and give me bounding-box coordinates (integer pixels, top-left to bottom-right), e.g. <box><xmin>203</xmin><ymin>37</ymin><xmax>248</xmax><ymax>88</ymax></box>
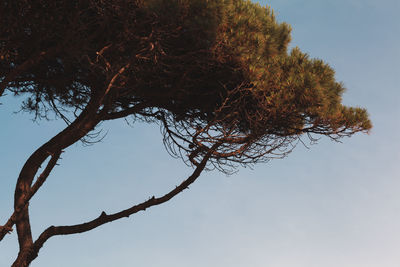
<box><xmin>12</xmin><ymin>89</ymin><xmax>107</xmax><ymax>265</ymax></box>
<box><xmin>0</xmin><ymin>151</ymin><xmax>62</xmax><ymax>241</ymax></box>
<box><xmin>25</xmin><ymin>144</ymin><xmax>219</xmax><ymax>265</ymax></box>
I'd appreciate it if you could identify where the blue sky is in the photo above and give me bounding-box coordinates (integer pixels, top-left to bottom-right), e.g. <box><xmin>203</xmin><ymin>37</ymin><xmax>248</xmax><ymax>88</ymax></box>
<box><xmin>1</xmin><ymin>0</ymin><xmax>400</xmax><ymax>266</ymax></box>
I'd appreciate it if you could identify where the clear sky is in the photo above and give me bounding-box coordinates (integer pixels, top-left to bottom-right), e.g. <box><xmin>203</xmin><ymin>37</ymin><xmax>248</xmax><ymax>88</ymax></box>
<box><xmin>1</xmin><ymin>0</ymin><xmax>399</xmax><ymax>266</ymax></box>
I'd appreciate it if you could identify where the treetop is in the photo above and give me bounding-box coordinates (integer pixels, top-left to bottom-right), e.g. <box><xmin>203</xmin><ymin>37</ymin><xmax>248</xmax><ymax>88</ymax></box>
<box><xmin>0</xmin><ymin>0</ymin><xmax>371</xmax><ymax>170</ymax></box>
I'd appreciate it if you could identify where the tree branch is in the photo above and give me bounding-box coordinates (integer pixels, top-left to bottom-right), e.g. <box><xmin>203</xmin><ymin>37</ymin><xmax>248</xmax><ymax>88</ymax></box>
<box><xmin>101</xmin><ymin>102</ymin><xmax>149</xmax><ymax>121</ymax></box>
<box><xmin>24</xmin><ymin>144</ymin><xmax>219</xmax><ymax>265</ymax></box>
<box><xmin>12</xmin><ymin>89</ymin><xmax>107</xmax><ymax>264</ymax></box>
<box><xmin>0</xmin><ymin>151</ymin><xmax>62</xmax><ymax>241</ymax></box>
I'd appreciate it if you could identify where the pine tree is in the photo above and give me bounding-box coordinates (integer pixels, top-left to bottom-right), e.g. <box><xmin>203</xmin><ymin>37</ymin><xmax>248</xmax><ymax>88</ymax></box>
<box><xmin>0</xmin><ymin>1</ymin><xmax>371</xmax><ymax>266</ymax></box>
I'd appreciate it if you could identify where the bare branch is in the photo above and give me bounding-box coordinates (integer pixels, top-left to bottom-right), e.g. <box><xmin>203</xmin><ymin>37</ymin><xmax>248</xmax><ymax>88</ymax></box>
<box><xmin>30</xmin><ymin>151</ymin><xmax>63</xmax><ymax>199</ymax></box>
<box><xmin>24</xmin><ymin>144</ymin><xmax>220</xmax><ymax>265</ymax></box>
<box><xmin>11</xmin><ymin>87</ymin><xmax>110</xmax><ymax>262</ymax></box>
<box><xmin>0</xmin><ymin>151</ymin><xmax>62</xmax><ymax>241</ymax></box>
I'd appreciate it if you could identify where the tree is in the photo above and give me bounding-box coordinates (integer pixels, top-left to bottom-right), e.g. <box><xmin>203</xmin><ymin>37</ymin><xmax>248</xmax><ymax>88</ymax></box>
<box><xmin>0</xmin><ymin>0</ymin><xmax>371</xmax><ymax>266</ymax></box>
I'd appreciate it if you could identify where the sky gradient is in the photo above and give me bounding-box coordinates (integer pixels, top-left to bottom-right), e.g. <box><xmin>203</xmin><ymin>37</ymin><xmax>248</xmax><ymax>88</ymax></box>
<box><xmin>1</xmin><ymin>0</ymin><xmax>400</xmax><ymax>266</ymax></box>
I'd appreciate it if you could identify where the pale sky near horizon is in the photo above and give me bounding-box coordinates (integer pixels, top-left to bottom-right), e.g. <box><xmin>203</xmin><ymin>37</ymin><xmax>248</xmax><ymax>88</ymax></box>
<box><xmin>1</xmin><ymin>0</ymin><xmax>400</xmax><ymax>266</ymax></box>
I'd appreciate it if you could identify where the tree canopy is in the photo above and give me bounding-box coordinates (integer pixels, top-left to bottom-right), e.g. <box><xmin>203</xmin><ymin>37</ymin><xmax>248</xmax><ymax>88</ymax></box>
<box><xmin>0</xmin><ymin>0</ymin><xmax>371</xmax><ymax>266</ymax></box>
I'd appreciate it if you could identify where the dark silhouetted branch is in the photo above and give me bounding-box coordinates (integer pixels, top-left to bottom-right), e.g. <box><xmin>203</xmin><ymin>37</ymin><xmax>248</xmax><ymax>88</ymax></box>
<box><xmin>0</xmin><ymin>151</ymin><xmax>62</xmax><ymax>242</ymax></box>
<box><xmin>24</xmin><ymin>144</ymin><xmax>220</xmax><ymax>265</ymax></box>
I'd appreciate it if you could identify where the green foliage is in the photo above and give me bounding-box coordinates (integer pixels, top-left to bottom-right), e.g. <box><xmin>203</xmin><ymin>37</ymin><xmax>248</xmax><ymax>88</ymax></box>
<box><xmin>0</xmin><ymin>0</ymin><xmax>371</xmax><ymax>165</ymax></box>
<box><xmin>0</xmin><ymin>2</ymin><xmax>372</xmax><ymax>264</ymax></box>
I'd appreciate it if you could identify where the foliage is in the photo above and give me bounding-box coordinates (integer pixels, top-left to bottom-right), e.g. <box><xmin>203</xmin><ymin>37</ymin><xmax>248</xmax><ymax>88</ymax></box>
<box><xmin>0</xmin><ymin>0</ymin><xmax>371</xmax><ymax>266</ymax></box>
